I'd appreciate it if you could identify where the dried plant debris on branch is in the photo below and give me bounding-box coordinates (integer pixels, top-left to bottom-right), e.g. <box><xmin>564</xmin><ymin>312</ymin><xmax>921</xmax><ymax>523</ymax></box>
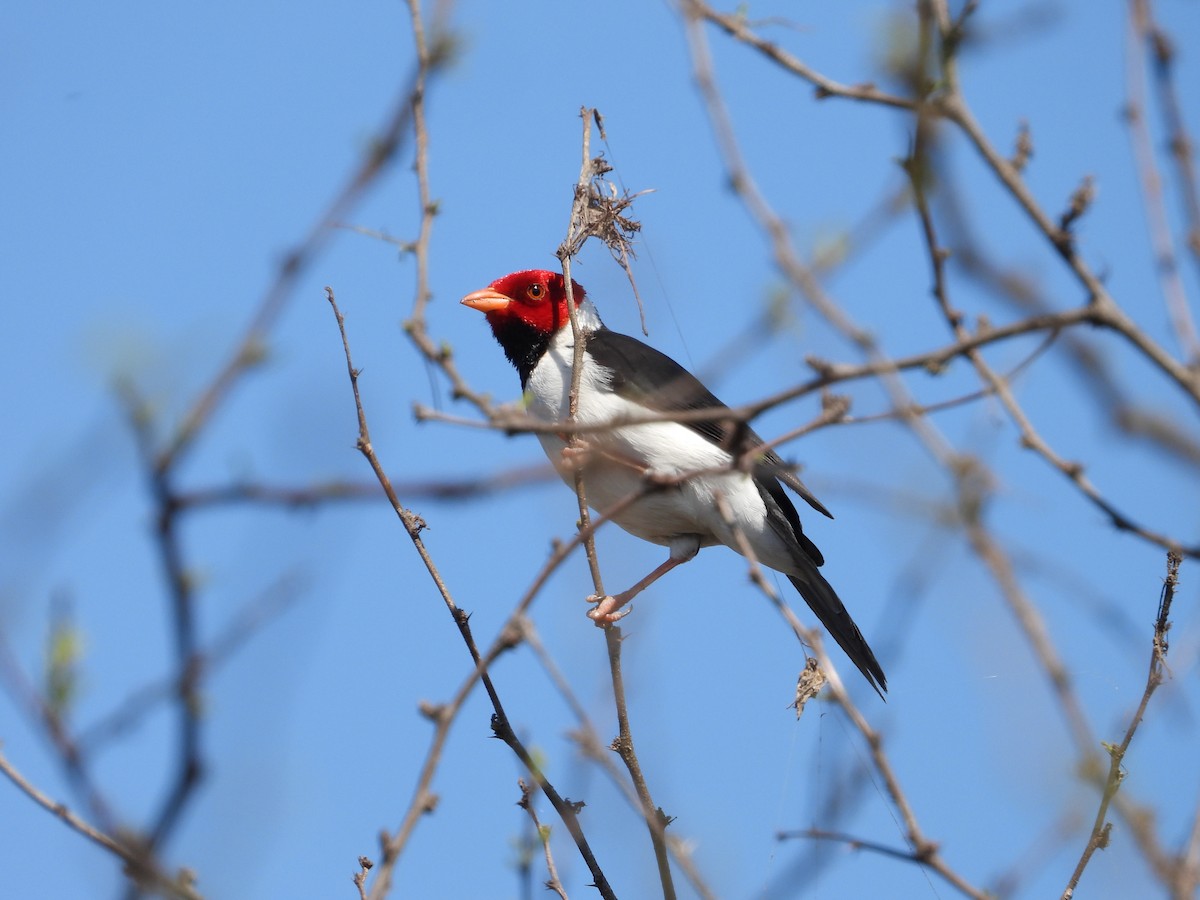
<box><xmin>558</xmin><ymin>153</ymin><xmax>645</xmax><ymax>264</ymax></box>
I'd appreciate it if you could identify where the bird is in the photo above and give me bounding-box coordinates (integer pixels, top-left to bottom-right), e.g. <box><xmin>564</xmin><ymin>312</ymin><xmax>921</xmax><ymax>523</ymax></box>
<box><xmin>461</xmin><ymin>269</ymin><xmax>886</xmax><ymax>694</ymax></box>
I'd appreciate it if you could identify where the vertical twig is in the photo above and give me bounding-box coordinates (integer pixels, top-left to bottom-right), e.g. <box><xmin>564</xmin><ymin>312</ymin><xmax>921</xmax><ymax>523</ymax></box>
<box><xmin>1125</xmin><ymin>0</ymin><xmax>1200</xmax><ymax>365</ymax></box>
<box><xmin>1134</xmin><ymin>0</ymin><xmax>1200</xmax><ymax>290</ymax></box>
<box><xmin>555</xmin><ymin>108</ymin><xmax>676</xmax><ymax>900</ymax></box>
<box><xmin>558</xmin><ymin>109</ymin><xmax>607</xmax><ymax>595</ymax></box>
<box><xmin>121</xmin><ymin>385</ymin><xmax>205</xmax><ymax>861</ymax></box>
<box><xmin>1060</xmin><ymin>552</ymin><xmax>1180</xmax><ymax>899</ymax></box>
<box><xmin>518</xmin><ymin>780</ymin><xmax>569</xmax><ymax>900</ymax></box>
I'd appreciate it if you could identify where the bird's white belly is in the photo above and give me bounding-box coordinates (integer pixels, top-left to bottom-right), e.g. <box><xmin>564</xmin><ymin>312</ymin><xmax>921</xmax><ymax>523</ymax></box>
<box><xmin>526</xmin><ymin>341</ymin><xmax>799</xmax><ymax>573</ymax></box>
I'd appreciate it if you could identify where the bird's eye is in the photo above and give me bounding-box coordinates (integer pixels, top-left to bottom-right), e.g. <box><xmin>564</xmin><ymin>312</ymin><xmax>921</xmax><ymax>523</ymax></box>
<box><xmin>526</xmin><ymin>283</ymin><xmax>544</xmax><ymax>301</ymax></box>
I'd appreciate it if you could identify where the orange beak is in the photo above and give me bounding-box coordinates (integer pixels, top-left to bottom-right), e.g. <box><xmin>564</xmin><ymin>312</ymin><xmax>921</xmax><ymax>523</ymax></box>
<box><xmin>461</xmin><ymin>288</ymin><xmax>512</xmax><ymax>313</ymax></box>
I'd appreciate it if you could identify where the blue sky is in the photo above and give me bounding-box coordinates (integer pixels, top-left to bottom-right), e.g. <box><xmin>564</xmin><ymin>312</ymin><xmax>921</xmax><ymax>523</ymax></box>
<box><xmin>3</xmin><ymin>1</ymin><xmax>1200</xmax><ymax>898</ymax></box>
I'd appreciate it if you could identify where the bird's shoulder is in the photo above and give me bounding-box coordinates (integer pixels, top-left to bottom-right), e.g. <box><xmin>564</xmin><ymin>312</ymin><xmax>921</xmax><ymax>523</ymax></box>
<box><xmin>585</xmin><ymin>327</ymin><xmax>730</xmax><ymax>417</ymax></box>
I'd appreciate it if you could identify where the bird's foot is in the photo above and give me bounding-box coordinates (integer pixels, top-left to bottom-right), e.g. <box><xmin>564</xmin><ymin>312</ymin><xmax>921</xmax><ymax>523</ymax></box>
<box><xmin>559</xmin><ymin>441</ymin><xmax>593</xmax><ymax>471</ymax></box>
<box><xmin>643</xmin><ymin>468</ymin><xmax>681</xmax><ymax>488</ymax></box>
<box><xmin>586</xmin><ymin>594</ymin><xmax>631</xmax><ymax>627</ymax></box>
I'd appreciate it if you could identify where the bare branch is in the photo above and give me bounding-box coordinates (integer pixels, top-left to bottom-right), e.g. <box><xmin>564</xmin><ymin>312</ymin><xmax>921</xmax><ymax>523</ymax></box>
<box><xmin>173</xmin><ymin>464</ymin><xmax>552</xmax><ymax>511</ymax></box>
<box><xmin>518</xmin><ymin>780</ymin><xmax>569</xmax><ymax>900</ymax></box>
<box><xmin>326</xmin><ymin>286</ymin><xmax>616</xmax><ymax>900</ymax></box>
<box><xmin>0</xmin><ymin>749</ymin><xmax>202</xmax><ymax>900</ymax></box>
<box><xmin>1061</xmin><ymin>552</ymin><xmax>1180</xmax><ymax>899</ymax></box>
<box><xmin>1134</xmin><ymin>0</ymin><xmax>1200</xmax><ymax>289</ymax></box>
<box><xmin>1124</xmin><ymin>1</ymin><xmax>1200</xmax><ymax>364</ymax></box>
<box><xmin>0</xmin><ymin>628</ymin><xmax>117</xmax><ymax>834</ymax></box>
<box><xmin>686</xmin><ymin>0</ymin><xmax>917</xmax><ymax>111</ymax></box>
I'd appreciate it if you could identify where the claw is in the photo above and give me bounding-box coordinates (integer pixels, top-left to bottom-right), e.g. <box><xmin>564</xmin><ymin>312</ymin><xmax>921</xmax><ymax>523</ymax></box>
<box><xmin>586</xmin><ymin>594</ymin><xmax>631</xmax><ymax>627</ymax></box>
<box><xmin>560</xmin><ymin>442</ymin><xmax>593</xmax><ymax>471</ymax></box>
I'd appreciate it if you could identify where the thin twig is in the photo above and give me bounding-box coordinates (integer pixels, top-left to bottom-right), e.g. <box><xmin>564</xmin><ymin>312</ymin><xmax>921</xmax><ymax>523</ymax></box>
<box><xmin>1124</xmin><ymin>0</ymin><xmax>1200</xmax><ymax>364</ymax></box>
<box><xmin>367</xmin><ymin>482</ymin><xmax>669</xmax><ymax>897</ymax></box>
<box><xmin>173</xmin><ymin>464</ymin><xmax>552</xmax><ymax>511</ymax></box>
<box><xmin>603</xmin><ymin>625</ymin><xmax>676</xmax><ymax>899</ymax></box>
<box><xmin>118</xmin><ymin>382</ymin><xmax>204</xmax><ymax>857</ymax></box>
<box><xmin>558</xmin><ymin>110</ymin><xmax>607</xmax><ymax>595</ymax></box>
<box><xmin>687</xmin><ymin>0</ymin><xmax>916</xmax><ymax>111</ymax></box>
<box><xmin>554</xmin><ymin>107</ymin><xmax>676</xmax><ymax>900</ymax></box>
<box><xmin>781</xmin><ymin>828</ymin><xmax>941</xmax><ymax>865</ymax></box>
<box><xmin>0</xmin><ymin>749</ymin><xmax>202</xmax><ymax>900</ymax></box>
<box><xmin>100</xmin><ymin>36</ymin><xmax>452</xmax><ymax>881</ymax></box>
<box><xmin>518</xmin><ymin>780</ymin><xmax>569</xmax><ymax>900</ymax></box>
<box><xmin>689</xmin><ymin>0</ymin><xmax>1200</xmax><ymax>408</ymax></box>
<box><xmin>941</xmin><ymin>90</ymin><xmax>1200</xmax><ymax>404</ymax></box>
<box><xmin>352</xmin><ymin>856</ymin><xmax>373</xmax><ymax>900</ymax></box>
<box><xmin>1135</xmin><ymin>0</ymin><xmax>1200</xmax><ymax>292</ymax></box>
<box><xmin>680</xmin><ymin>4</ymin><xmax>1196</xmax><ymax>896</ymax></box>
<box><xmin>1061</xmin><ymin>551</ymin><xmax>1180</xmax><ymax>899</ymax></box>
<box><xmin>0</xmin><ymin>629</ymin><xmax>117</xmax><ymax>835</ymax></box>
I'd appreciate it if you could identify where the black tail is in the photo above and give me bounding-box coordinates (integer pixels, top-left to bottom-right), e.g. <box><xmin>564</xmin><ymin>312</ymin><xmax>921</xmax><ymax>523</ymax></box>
<box><xmin>753</xmin><ymin>475</ymin><xmax>887</xmax><ymax>696</ymax></box>
<box><xmin>787</xmin><ymin>571</ymin><xmax>887</xmax><ymax>697</ymax></box>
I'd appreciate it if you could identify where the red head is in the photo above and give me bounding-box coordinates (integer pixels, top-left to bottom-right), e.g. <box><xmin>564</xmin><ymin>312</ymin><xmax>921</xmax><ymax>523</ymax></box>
<box><xmin>461</xmin><ymin>269</ymin><xmax>586</xmax><ymax>336</ymax></box>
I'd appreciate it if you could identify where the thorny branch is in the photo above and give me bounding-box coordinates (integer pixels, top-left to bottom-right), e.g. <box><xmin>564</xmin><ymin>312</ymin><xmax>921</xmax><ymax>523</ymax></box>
<box><xmin>326</xmin><ymin>286</ymin><xmax>617</xmax><ymax>900</ymax></box>
<box><xmin>365</xmin><ymin>467</ymin><xmax>719</xmax><ymax>900</ymax></box>
<box><xmin>521</xmin><ymin>618</ymin><xmax>718</xmax><ymax>900</ymax></box>
<box><xmin>518</xmin><ymin>779</ymin><xmax>569</xmax><ymax>900</ymax></box>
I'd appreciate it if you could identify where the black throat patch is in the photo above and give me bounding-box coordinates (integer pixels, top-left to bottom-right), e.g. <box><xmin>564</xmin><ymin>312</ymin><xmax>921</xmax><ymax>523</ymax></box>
<box><xmin>491</xmin><ymin>318</ymin><xmax>556</xmax><ymax>389</ymax></box>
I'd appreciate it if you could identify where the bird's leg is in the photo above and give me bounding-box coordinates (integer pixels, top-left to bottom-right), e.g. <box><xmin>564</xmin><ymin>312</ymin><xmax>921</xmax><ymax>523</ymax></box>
<box><xmin>587</xmin><ymin>538</ymin><xmax>700</xmax><ymax>627</ymax></box>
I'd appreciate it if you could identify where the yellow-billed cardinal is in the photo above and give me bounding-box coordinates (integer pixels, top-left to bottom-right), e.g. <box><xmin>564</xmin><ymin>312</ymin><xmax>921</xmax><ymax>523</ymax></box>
<box><xmin>462</xmin><ymin>270</ymin><xmax>886</xmax><ymax>694</ymax></box>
